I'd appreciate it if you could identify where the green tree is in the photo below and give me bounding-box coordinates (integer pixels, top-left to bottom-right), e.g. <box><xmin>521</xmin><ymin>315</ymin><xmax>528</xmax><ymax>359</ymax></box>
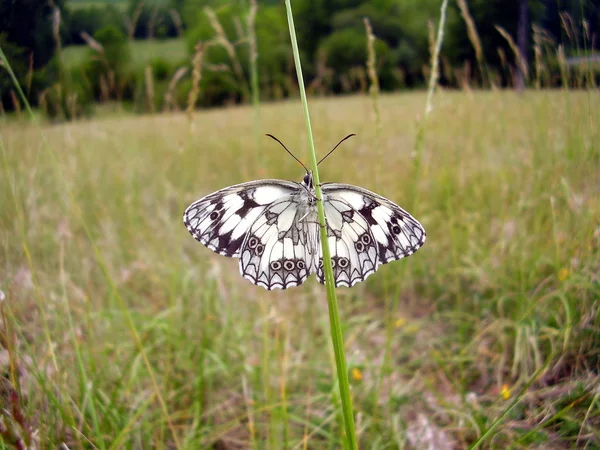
<box><xmin>62</xmin><ymin>5</ymin><xmax>125</xmax><ymax>46</ymax></box>
<box><xmin>126</xmin><ymin>0</ymin><xmax>179</xmax><ymax>39</ymax></box>
<box><xmin>293</xmin><ymin>0</ymin><xmax>359</xmax><ymax>75</ymax></box>
<box><xmin>319</xmin><ymin>28</ymin><xmax>394</xmax><ymax>91</ymax></box>
<box><xmin>538</xmin><ymin>0</ymin><xmax>599</xmax><ymax>51</ymax></box>
<box><xmin>83</xmin><ymin>25</ymin><xmax>132</xmax><ymax>101</ymax></box>
<box><xmin>0</xmin><ymin>0</ymin><xmax>66</xmax><ymax>109</ymax></box>
<box><xmin>184</xmin><ymin>2</ymin><xmax>290</xmax><ymax>106</ymax></box>
<box><xmin>0</xmin><ymin>0</ymin><xmax>66</xmax><ymax>68</ymax></box>
<box><xmin>446</xmin><ymin>0</ymin><xmax>546</xmax><ymax>85</ymax></box>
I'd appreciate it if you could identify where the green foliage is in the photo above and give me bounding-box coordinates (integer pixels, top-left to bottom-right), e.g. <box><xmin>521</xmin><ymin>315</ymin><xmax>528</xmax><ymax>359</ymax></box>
<box><xmin>183</xmin><ymin>3</ymin><xmax>291</xmax><ymax>106</ymax></box>
<box><xmin>149</xmin><ymin>57</ymin><xmax>172</xmax><ymax>81</ymax></box>
<box><xmin>80</xmin><ymin>25</ymin><xmax>131</xmax><ymax>101</ymax></box>
<box><xmin>292</xmin><ymin>0</ymin><xmax>345</xmax><ymax>74</ymax></box>
<box><xmin>0</xmin><ymin>0</ymin><xmax>66</xmax><ymax>68</ymax></box>
<box><xmin>320</xmin><ymin>28</ymin><xmax>394</xmax><ymax>91</ymax></box>
<box><xmin>0</xmin><ymin>35</ymin><xmax>28</xmax><ymax>107</ymax></box>
<box><xmin>0</xmin><ymin>0</ymin><xmax>67</xmax><ymax>110</ymax></box>
<box><xmin>94</xmin><ymin>24</ymin><xmax>130</xmax><ymax>71</ymax></box>
<box><xmin>184</xmin><ymin>3</ymin><xmax>246</xmax><ymax>105</ymax></box>
<box><xmin>4</xmin><ymin>0</ymin><xmax>600</xmax><ymax>113</ymax></box>
<box><xmin>61</xmin><ymin>4</ymin><xmax>125</xmax><ymax>45</ymax></box>
<box><xmin>125</xmin><ymin>0</ymin><xmax>180</xmax><ymax>40</ymax></box>
<box><xmin>63</xmin><ymin>38</ymin><xmax>187</xmax><ymax>69</ymax></box>
<box><xmin>254</xmin><ymin>5</ymin><xmax>291</xmax><ymax>91</ymax></box>
<box><xmin>40</xmin><ymin>65</ymin><xmax>95</xmax><ymax>121</ymax></box>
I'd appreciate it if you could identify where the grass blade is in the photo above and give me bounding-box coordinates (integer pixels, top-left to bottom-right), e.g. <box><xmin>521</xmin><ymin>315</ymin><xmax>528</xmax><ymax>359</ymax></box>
<box><xmin>283</xmin><ymin>1</ymin><xmax>357</xmax><ymax>448</ymax></box>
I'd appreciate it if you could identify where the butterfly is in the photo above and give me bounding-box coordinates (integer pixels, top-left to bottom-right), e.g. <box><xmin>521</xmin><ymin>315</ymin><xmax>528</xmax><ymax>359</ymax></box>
<box><xmin>183</xmin><ymin>135</ymin><xmax>426</xmax><ymax>290</ymax></box>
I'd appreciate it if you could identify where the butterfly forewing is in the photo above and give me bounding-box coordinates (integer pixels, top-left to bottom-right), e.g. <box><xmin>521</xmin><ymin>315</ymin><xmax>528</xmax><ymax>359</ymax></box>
<box><xmin>318</xmin><ymin>183</ymin><xmax>426</xmax><ymax>286</ymax></box>
<box><xmin>183</xmin><ymin>180</ymin><xmax>299</xmax><ymax>257</ymax></box>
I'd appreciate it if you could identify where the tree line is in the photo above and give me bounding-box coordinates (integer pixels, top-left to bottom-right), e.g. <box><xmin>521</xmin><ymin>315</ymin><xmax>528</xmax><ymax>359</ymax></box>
<box><xmin>1</xmin><ymin>0</ymin><xmax>598</xmax><ymax>119</ymax></box>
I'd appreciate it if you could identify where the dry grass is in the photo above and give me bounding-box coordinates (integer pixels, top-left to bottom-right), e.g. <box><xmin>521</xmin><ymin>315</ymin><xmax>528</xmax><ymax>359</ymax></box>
<box><xmin>0</xmin><ymin>90</ymin><xmax>599</xmax><ymax>448</ymax></box>
<box><xmin>456</xmin><ymin>0</ymin><xmax>487</xmax><ymax>87</ymax></box>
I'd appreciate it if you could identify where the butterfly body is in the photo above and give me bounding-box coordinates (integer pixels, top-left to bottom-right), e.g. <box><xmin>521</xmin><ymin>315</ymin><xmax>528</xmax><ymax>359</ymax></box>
<box><xmin>184</xmin><ymin>171</ymin><xmax>425</xmax><ymax>290</ymax></box>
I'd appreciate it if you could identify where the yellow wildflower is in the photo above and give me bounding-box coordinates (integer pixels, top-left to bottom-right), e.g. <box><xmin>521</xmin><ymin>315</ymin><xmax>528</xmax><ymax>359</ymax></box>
<box><xmin>351</xmin><ymin>368</ymin><xmax>363</xmax><ymax>382</ymax></box>
<box><xmin>501</xmin><ymin>384</ymin><xmax>511</xmax><ymax>400</ymax></box>
<box><xmin>558</xmin><ymin>268</ymin><xmax>569</xmax><ymax>281</ymax></box>
<box><xmin>394</xmin><ymin>317</ymin><xmax>407</xmax><ymax>328</ymax></box>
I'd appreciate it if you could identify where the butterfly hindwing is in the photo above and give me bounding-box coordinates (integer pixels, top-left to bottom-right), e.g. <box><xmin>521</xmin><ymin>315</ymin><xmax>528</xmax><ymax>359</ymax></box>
<box><xmin>239</xmin><ymin>199</ymin><xmax>319</xmax><ymax>290</ymax></box>
<box><xmin>317</xmin><ymin>184</ymin><xmax>426</xmax><ymax>286</ymax></box>
<box><xmin>183</xmin><ymin>180</ymin><xmax>299</xmax><ymax>257</ymax></box>
<box><xmin>317</xmin><ymin>196</ymin><xmax>380</xmax><ymax>287</ymax></box>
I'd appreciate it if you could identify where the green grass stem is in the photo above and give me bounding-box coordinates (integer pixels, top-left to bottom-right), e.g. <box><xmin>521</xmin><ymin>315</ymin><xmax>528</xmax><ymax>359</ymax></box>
<box><xmin>284</xmin><ymin>1</ymin><xmax>357</xmax><ymax>448</ymax></box>
<box><xmin>413</xmin><ymin>0</ymin><xmax>449</xmax><ymax>210</ymax></box>
<box><xmin>247</xmin><ymin>0</ymin><xmax>262</xmax><ymax>168</ymax></box>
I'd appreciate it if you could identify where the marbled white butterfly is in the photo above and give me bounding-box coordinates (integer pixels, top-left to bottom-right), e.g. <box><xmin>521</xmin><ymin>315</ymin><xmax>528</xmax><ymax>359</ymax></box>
<box><xmin>183</xmin><ymin>136</ymin><xmax>426</xmax><ymax>290</ymax></box>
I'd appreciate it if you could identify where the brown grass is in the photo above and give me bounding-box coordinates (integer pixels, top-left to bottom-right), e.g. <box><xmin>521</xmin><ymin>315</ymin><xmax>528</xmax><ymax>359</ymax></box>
<box><xmin>456</xmin><ymin>0</ymin><xmax>486</xmax><ymax>86</ymax></box>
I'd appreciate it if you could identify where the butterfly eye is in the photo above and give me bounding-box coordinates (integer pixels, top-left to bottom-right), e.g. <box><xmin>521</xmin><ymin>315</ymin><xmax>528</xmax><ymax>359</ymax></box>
<box><xmin>283</xmin><ymin>260</ymin><xmax>295</xmax><ymax>271</ymax></box>
<box><xmin>391</xmin><ymin>225</ymin><xmax>401</xmax><ymax>235</ymax></box>
<box><xmin>256</xmin><ymin>244</ymin><xmax>264</xmax><ymax>256</ymax></box>
<box><xmin>248</xmin><ymin>236</ymin><xmax>258</xmax><ymax>248</ymax></box>
<box><xmin>338</xmin><ymin>258</ymin><xmax>349</xmax><ymax>268</ymax></box>
<box><xmin>361</xmin><ymin>234</ymin><xmax>371</xmax><ymax>245</ymax></box>
<box><xmin>355</xmin><ymin>241</ymin><xmax>364</xmax><ymax>252</ymax></box>
<box><xmin>270</xmin><ymin>261</ymin><xmax>282</xmax><ymax>271</ymax></box>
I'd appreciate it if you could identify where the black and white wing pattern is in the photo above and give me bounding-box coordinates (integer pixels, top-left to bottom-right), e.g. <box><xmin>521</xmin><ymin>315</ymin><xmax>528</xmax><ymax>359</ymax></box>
<box><xmin>317</xmin><ymin>183</ymin><xmax>426</xmax><ymax>287</ymax></box>
<box><xmin>239</xmin><ymin>198</ymin><xmax>319</xmax><ymax>290</ymax></box>
<box><xmin>183</xmin><ymin>180</ymin><xmax>299</xmax><ymax>258</ymax></box>
<box><xmin>184</xmin><ymin>173</ymin><xmax>426</xmax><ymax>290</ymax></box>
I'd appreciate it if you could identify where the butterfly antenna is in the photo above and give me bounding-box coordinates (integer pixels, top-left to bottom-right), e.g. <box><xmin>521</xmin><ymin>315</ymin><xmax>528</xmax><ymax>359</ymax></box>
<box><xmin>317</xmin><ymin>134</ymin><xmax>356</xmax><ymax>166</ymax></box>
<box><xmin>266</xmin><ymin>134</ymin><xmax>310</xmax><ymax>173</ymax></box>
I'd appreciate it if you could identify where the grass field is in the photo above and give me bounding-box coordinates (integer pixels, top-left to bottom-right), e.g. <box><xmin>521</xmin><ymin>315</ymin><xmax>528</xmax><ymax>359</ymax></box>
<box><xmin>1</xmin><ymin>90</ymin><xmax>599</xmax><ymax>448</ymax></box>
<box><xmin>62</xmin><ymin>38</ymin><xmax>187</xmax><ymax>69</ymax></box>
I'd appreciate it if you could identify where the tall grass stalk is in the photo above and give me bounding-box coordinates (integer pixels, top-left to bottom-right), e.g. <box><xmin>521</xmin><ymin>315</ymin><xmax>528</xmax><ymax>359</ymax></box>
<box><xmin>164</xmin><ymin>67</ymin><xmax>188</xmax><ymax>111</ymax></box>
<box><xmin>126</xmin><ymin>1</ymin><xmax>144</xmax><ymax>41</ymax></box>
<box><xmin>205</xmin><ymin>6</ymin><xmax>250</xmax><ymax>101</ymax></box>
<box><xmin>145</xmin><ymin>64</ymin><xmax>155</xmax><ymax>113</ymax></box>
<box><xmin>247</xmin><ymin>0</ymin><xmax>262</xmax><ymax>168</ymax></box>
<box><xmin>364</xmin><ymin>17</ymin><xmax>397</xmax><ymax>420</ymax></box>
<box><xmin>413</xmin><ymin>0</ymin><xmax>448</xmax><ymax>209</ymax></box>
<box><xmin>187</xmin><ymin>42</ymin><xmax>205</xmax><ymax>125</ymax></box>
<box><xmin>363</xmin><ymin>18</ymin><xmax>382</xmax><ymax>176</ymax></box>
<box><xmin>284</xmin><ymin>1</ymin><xmax>357</xmax><ymax>448</ymax></box>
<box><xmin>496</xmin><ymin>25</ymin><xmax>529</xmax><ymax>86</ymax></box>
<box><xmin>456</xmin><ymin>0</ymin><xmax>488</xmax><ymax>87</ymax></box>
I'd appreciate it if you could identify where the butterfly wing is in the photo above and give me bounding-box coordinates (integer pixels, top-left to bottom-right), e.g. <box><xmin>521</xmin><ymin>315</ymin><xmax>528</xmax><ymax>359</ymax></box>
<box><xmin>183</xmin><ymin>180</ymin><xmax>299</xmax><ymax>257</ymax></box>
<box><xmin>239</xmin><ymin>198</ymin><xmax>319</xmax><ymax>290</ymax></box>
<box><xmin>316</xmin><ymin>195</ymin><xmax>380</xmax><ymax>287</ymax></box>
<box><xmin>317</xmin><ymin>183</ymin><xmax>426</xmax><ymax>287</ymax></box>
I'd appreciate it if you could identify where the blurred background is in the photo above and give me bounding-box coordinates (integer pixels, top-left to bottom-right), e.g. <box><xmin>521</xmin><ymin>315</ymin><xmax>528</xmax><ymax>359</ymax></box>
<box><xmin>1</xmin><ymin>1</ymin><xmax>599</xmax><ymax>449</ymax></box>
<box><xmin>1</xmin><ymin>0</ymin><xmax>599</xmax><ymax>117</ymax></box>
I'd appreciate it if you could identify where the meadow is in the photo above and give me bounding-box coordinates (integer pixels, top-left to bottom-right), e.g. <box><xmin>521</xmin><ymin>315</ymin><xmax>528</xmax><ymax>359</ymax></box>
<box><xmin>0</xmin><ymin>89</ymin><xmax>599</xmax><ymax>448</ymax></box>
<box><xmin>62</xmin><ymin>38</ymin><xmax>187</xmax><ymax>69</ymax></box>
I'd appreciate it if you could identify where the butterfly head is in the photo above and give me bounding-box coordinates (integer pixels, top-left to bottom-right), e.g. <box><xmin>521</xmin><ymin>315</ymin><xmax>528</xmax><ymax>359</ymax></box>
<box><xmin>302</xmin><ymin>170</ymin><xmax>314</xmax><ymax>190</ymax></box>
